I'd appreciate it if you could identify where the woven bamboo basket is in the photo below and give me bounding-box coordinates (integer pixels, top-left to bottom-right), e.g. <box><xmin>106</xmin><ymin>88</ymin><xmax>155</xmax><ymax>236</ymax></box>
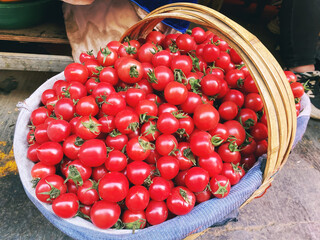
<box><xmin>120</xmin><ymin>2</ymin><xmax>297</xmax><ymax>206</ymax></box>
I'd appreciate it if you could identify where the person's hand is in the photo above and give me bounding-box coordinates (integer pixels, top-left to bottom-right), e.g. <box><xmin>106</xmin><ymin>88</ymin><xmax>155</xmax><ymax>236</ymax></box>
<box><xmin>62</xmin><ymin>0</ymin><xmax>95</xmax><ymax>5</ymax></box>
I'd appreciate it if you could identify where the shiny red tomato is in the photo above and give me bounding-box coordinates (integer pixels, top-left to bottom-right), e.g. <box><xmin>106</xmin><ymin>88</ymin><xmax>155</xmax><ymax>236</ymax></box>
<box><xmin>218</xmin><ymin>101</ymin><xmax>238</xmax><ymax>121</ymax></box>
<box><xmin>114</xmin><ymin>109</ymin><xmax>139</xmax><ymax>135</ymax></box>
<box><xmin>198</xmin><ymin>152</ymin><xmax>223</xmax><ymax>177</ymax></box>
<box><xmin>98</xmin><ymin>172</ymin><xmax>129</xmax><ymax>202</ymax></box>
<box><xmin>193</xmin><ymin>104</ymin><xmax>220</xmax><ymax>131</ymax></box>
<box><xmin>125</xmin><ymin>185</ymin><xmax>150</xmax><ymax>211</ymax></box>
<box><xmin>117</xmin><ymin>58</ymin><xmax>143</xmax><ymax>83</ymax></box>
<box><xmin>78</xmin><ymin>139</ymin><xmax>107</xmax><ymax>167</ymax></box>
<box><xmin>35</xmin><ymin>174</ymin><xmax>67</xmax><ymax>203</ymax></box>
<box><xmin>155</xmin><ymin>134</ymin><xmax>178</xmax><ymax>156</ymax></box>
<box><xmin>126</xmin><ymin>136</ymin><xmax>153</xmax><ymax>161</ymax></box>
<box><xmin>148</xmin><ymin>176</ymin><xmax>171</xmax><ymax>201</ymax></box>
<box><xmin>122</xmin><ymin>210</ymin><xmax>146</xmax><ymax>230</ymax></box>
<box><xmin>164</xmin><ymin>81</ymin><xmax>188</xmax><ymax>105</ymax></box>
<box><xmin>146</xmin><ymin>200</ymin><xmax>168</xmax><ymax>225</ymax></box>
<box><xmin>184</xmin><ymin>167</ymin><xmax>210</xmax><ymax>193</ymax></box>
<box><xmin>166</xmin><ymin>187</ymin><xmax>195</xmax><ymax>215</ymax></box>
<box><xmin>52</xmin><ymin>193</ymin><xmax>79</xmax><ymax>218</ymax></box>
<box><xmin>126</xmin><ymin>161</ymin><xmax>151</xmax><ymax>185</ymax></box>
<box><xmin>36</xmin><ymin>142</ymin><xmax>63</xmax><ymax>166</ymax></box>
<box><xmin>31</xmin><ymin>162</ymin><xmax>56</xmax><ymax>180</ymax></box>
<box><xmin>75</xmin><ymin>116</ymin><xmax>101</xmax><ymax>140</ymax></box>
<box><xmin>64</xmin><ymin>63</ymin><xmax>88</xmax><ymax>84</ymax></box>
<box><xmin>189</xmin><ymin>131</ymin><xmax>214</xmax><ymax>158</ymax></box>
<box><xmin>77</xmin><ymin>179</ymin><xmax>99</xmax><ymax>205</ymax></box>
<box><xmin>76</xmin><ymin>96</ymin><xmax>99</xmax><ymax>117</ymax></box>
<box><xmin>90</xmin><ymin>200</ymin><xmax>121</xmax><ymax>229</ymax></box>
<box><xmin>156</xmin><ymin>156</ymin><xmax>179</xmax><ymax>180</ymax></box>
<box><xmin>54</xmin><ymin>98</ymin><xmax>75</xmax><ymax>121</ymax></box>
<box><xmin>209</xmin><ymin>175</ymin><xmax>231</xmax><ymax>198</ymax></box>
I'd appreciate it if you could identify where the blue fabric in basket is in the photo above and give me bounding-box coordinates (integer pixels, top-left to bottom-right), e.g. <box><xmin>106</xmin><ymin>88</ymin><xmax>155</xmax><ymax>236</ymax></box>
<box><xmin>129</xmin><ymin>0</ymin><xmax>197</xmax><ymax>32</ymax></box>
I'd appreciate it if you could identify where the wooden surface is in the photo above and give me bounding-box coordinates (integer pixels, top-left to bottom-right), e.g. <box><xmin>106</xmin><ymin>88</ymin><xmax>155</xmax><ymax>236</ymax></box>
<box><xmin>0</xmin><ymin>22</ymin><xmax>69</xmax><ymax>44</ymax></box>
<box><xmin>0</xmin><ymin>52</ymin><xmax>73</xmax><ymax>72</ymax></box>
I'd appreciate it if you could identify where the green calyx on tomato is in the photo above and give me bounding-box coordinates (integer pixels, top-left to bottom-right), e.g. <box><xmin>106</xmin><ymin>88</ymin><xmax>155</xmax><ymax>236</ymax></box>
<box><xmin>142</xmin><ymin>121</ymin><xmax>159</xmax><ymax>139</ymax></box>
<box><xmin>213</xmin><ymin>179</ymin><xmax>230</xmax><ymax>197</ymax></box>
<box><xmin>110</xmin><ymin>129</ymin><xmax>122</xmax><ymax>137</ymax></box>
<box><xmin>179</xmin><ymin>187</ymin><xmax>191</xmax><ymax>205</ymax></box>
<box><xmin>39</xmin><ymin>180</ymin><xmax>61</xmax><ymax>201</ymax></box>
<box><xmin>81</xmin><ymin>116</ymin><xmax>102</xmax><ymax>135</ymax></box>
<box><xmin>182</xmin><ymin>148</ymin><xmax>196</xmax><ymax>166</ymax></box>
<box><xmin>138</xmin><ymin>136</ymin><xmax>155</xmax><ymax>152</ymax></box>
<box><xmin>112</xmin><ymin>218</ymin><xmax>125</xmax><ymax>229</ymax></box>
<box><xmin>147</xmin><ymin>70</ymin><xmax>158</xmax><ymax>84</ymax></box>
<box><xmin>125</xmin><ymin>218</ymin><xmax>146</xmax><ymax>233</ymax></box>
<box><xmin>74</xmin><ymin>137</ymin><xmax>85</xmax><ymax>147</ymax></box>
<box><xmin>64</xmin><ymin>165</ymin><xmax>84</xmax><ymax>186</ymax></box>
<box><xmin>129</xmin><ymin>65</ymin><xmax>139</xmax><ymax>78</ymax></box>
<box><xmin>76</xmin><ymin>210</ymin><xmax>91</xmax><ymax>221</ymax></box>
<box><xmin>126</xmin><ymin>122</ymin><xmax>139</xmax><ymax>132</ymax></box>
<box><xmin>101</xmin><ymin>47</ymin><xmax>113</xmax><ymax>63</ymax></box>
<box><xmin>211</xmin><ymin>135</ymin><xmax>224</xmax><ymax>147</ymax></box>
<box><xmin>139</xmin><ymin>113</ymin><xmax>158</xmax><ymax>124</ymax></box>
<box><xmin>31</xmin><ymin>177</ymin><xmax>40</xmax><ymax>188</ymax></box>
<box><xmin>172</xmin><ymin>110</ymin><xmax>188</xmax><ymax>119</ymax></box>
<box><xmin>143</xmin><ymin>175</ymin><xmax>153</xmax><ymax>188</ymax></box>
<box><xmin>174</xmin><ymin>69</ymin><xmax>186</xmax><ymax>83</ymax></box>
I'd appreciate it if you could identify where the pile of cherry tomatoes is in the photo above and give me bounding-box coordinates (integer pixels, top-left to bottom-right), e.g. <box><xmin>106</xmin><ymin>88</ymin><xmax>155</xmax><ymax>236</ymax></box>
<box><xmin>26</xmin><ymin>27</ymin><xmax>303</xmax><ymax>230</ymax></box>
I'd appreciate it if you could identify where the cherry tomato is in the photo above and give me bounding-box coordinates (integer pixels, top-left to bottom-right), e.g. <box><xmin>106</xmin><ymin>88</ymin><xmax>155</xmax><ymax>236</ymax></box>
<box><xmin>98</xmin><ymin>172</ymin><xmax>129</xmax><ymax>202</ymax></box>
<box><xmin>114</xmin><ymin>109</ymin><xmax>139</xmax><ymax>135</ymax></box>
<box><xmin>126</xmin><ymin>136</ymin><xmax>153</xmax><ymax>161</ymax></box>
<box><xmin>34</xmin><ymin>124</ymin><xmax>50</xmax><ymax>144</ymax></box>
<box><xmin>221</xmin><ymin>162</ymin><xmax>242</xmax><ymax>185</ymax></box>
<box><xmin>250</xmin><ymin>122</ymin><xmax>268</xmax><ymax>141</ymax></box>
<box><xmin>117</xmin><ymin>58</ymin><xmax>143</xmax><ymax>84</ymax></box>
<box><xmin>209</xmin><ymin>175</ymin><xmax>231</xmax><ymax>198</ymax></box>
<box><xmin>189</xmin><ymin>131</ymin><xmax>214</xmax><ymax>158</ymax></box>
<box><xmin>223</xmin><ymin>89</ymin><xmax>245</xmax><ymax>107</ymax></box>
<box><xmin>105</xmin><ymin>150</ymin><xmax>127</xmax><ymax>172</ymax></box>
<box><xmin>193</xmin><ymin>104</ymin><xmax>220</xmax><ymax>131</ymax></box>
<box><xmin>175</xmin><ymin>142</ymin><xmax>195</xmax><ymax>170</ymax></box>
<box><xmin>146</xmin><ymin>200</ymin><xmax>168</xmax><ymax>225</ymax></box>
<box><xmin>201</xmin><ymin>74</ymin><xmax>222</xmax><ymax>96</ymax></box>
<box><xmin>27</xmin><ymin>143</ymin><xmax>40</xmax><ymax>162</ymax></box>
<box><xmin>198</xmin><ymin>152</ymin><xmax>223</xmax><ymax>177</ymax></box>
<box><xmin>155</xmin><ymin>134</ymin><xmax>178</xmax><ymax>156</ymax></box>
<box><xmin>180</xmin><ymin>91</ymin><xmax>202</xmax><ymax>114</ymax></box>
<box><xmin>105</xmin><ymin>131</ymin><xmax>128</xmax><ymax>151</ymax></box>
<box><xmin>166</xmin><ymin>187</ymin><xmax>195</xmax><ymax>215</ymax></box>
<box><xmin>195</xmin><ymin>189</ymin><xmax>212</xmax><ymax>203</ymax></box>
<box><xmin>191</xmin><ymin>27</ymin><xmax>206</xmax><ymax>43</ymax></box>
<box><xmin>64</xmin><ymin>63</ymin><xmax>88</xmax><ymax>84</ymax></box>
<box><xmin>156</xmin><ymin>156</ymin><xmax>179</xmax><ymax>180</ymax></box>
<box><xmin>218</xmin><ymin>101</ymin><xmax>238</xmax><ymax>121</ymax></box>
<box><xmin>244</xmin><ymin>93</ymin><xmax>263</xmax><ymax>112</ymax></box>
<box><xmin>47</xmin><ymin>119</ymin><xmax>71</xmax><ymax>142</ymax></box>
<box><xmin>52</xmin><ymin>193</ymin><xmax>79</xmax><ymax>218</ymax></box>
<box><xmin>176</xmin><ymin>34</ymin><xmax>196</xmax><ymax>52</ymax></box>
<box><xmin>75</xmin><ymin>116</ymin><xmax>101</xmax><ymax>140</ymax></box>
<box><xmin>31</xmin><ymin>162</ymin><xmax>56</xmax><ymax>180</ymax></box>
<box><xmin>148</xmin><ymin>176</ymin><xmax>171</xmax><ymax>201</ymax></box>
<box><xmin>76</xmin><ymin>96</ymin><xmax>99</xmax><ymax>117</ymax></box>
<box><xmin>185</xmin><ymin>167</ymin><xmax>210</xmax><ymax>192</ymax></box>
<box><xmin>36</xmin><ymin>142</ymin><xmax>63</xmax><ymax>166</ymax></box>
<box><xmin>54</xmin><ymin>98</ymin><xmax>75</xmax><ymax>121</ymax></box>
<box><xmin>290</xmin><ymin>82</ymin><xmax>305</xmax><ymax>98</ymax></box>
<box><xmin>97</xmin><ymin>47</ymin><xmax>118</xmax><ymax>67</ymax></box>
<box><xmin>164</xmin><ymin>81</ymin><xmax>188</xmax><ymax>105</ymax></box>
<box><xmin>126</xmin><ymin>161</ymin><xmax>151</xmax><ymax>185</ymax></box>
<box><xmin>90</xmin><ymin>200</ymin><xmax>121</xmax><ymax>229</ymax></box>
<box><xmin>79</xmin><ymin>139</ymin><xmax>107</xmax><ymax>167</ymax></box>
<box><xmin>148</xmin><ymin>66</ymin><xmax>174</xmax><ymax>91</ymax></box>
<box><xmin>125</xmin><ymin>185</ymin><xmax>150</xmax><ymax>211</ymax></box>
<box><xmin>152</xmin><ymin>50</ymin><xmax>172</xmax><ymax>67</ymax></box>
<box><xmin>30</xmin><ymin>107</ymin><xmax>51</xmax><ymax>126</ymax></box>
<box><xmin>224</xmin><ymin>120</ymin><xmax>246</xmax><ymax>146</ymax></box>
<box><xmin>77</xmin><ymin>179</ymin><xmax>99</xmax><ymax>205</ymax></box>
<box><xmin>35</xmin><ymin>174</ymin><xmax>67</xmax><ymax>203</ymax></box>
<box><xmin>122</xmin><ymin>210</ymin><xmax>146</xmax><ymax>230</ymax></box>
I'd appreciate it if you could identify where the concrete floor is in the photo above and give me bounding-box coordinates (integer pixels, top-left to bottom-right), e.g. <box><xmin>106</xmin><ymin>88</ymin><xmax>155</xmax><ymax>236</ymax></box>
<box><xmin>1</xmin><ymin>1</ymin><xmax>320</xmax><ymax>240</ymax></box>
